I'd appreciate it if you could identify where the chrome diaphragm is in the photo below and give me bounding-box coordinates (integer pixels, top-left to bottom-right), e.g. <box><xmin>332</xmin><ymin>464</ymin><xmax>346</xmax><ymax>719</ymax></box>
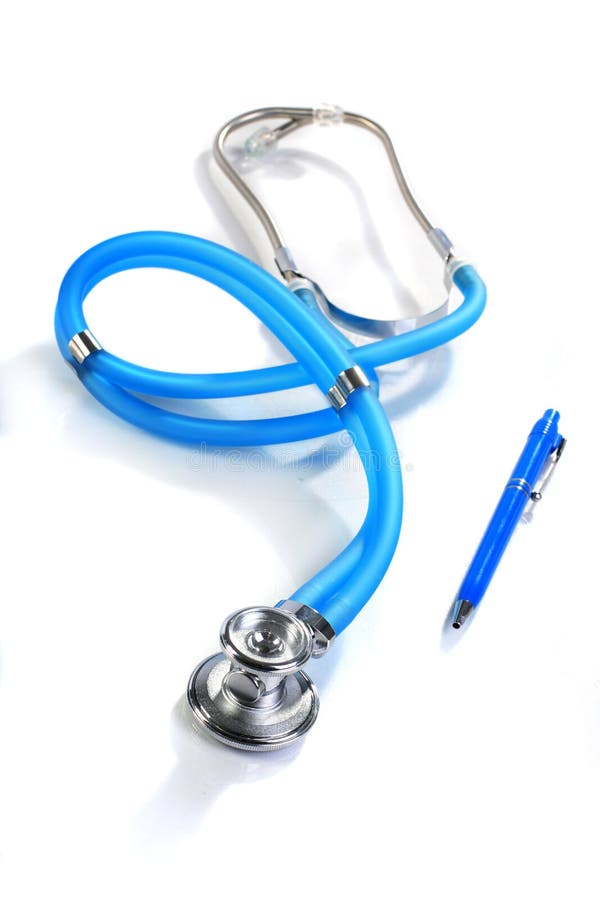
<box><xmin>187</xmin><ymin>606</ymin><xmax>321</xmax><ymax>751</ymax></box>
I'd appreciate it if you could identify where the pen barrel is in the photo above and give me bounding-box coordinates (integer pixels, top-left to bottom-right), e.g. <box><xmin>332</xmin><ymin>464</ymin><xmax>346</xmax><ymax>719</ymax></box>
<box><xmin>458</xmin><ymin>486</ymin><xmax>531</xmax><ymax>604</ymax></box>
<box><xmin>456</xmin><ymin>410</ymin><xmax>560</xmax><ymax>608</ymax></box>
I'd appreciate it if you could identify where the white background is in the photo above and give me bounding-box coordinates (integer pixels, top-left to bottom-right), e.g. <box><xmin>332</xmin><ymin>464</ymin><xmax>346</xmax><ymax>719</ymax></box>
<box><xmin>1</xmin><ymin>2</ymin><xmax>599</xmax><ymax>898</ymax></box>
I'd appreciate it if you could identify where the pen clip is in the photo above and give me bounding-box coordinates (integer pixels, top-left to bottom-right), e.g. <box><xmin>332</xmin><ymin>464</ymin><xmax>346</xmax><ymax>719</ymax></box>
<box><xmin>521</xmin><ymin>437</ymin><xmax>566</xmax><ymax>524</ymax></box>
<box><xmin>530</xmin><ymin>436</ymin><xmax>566</xmax><ymax>503</ymax></box>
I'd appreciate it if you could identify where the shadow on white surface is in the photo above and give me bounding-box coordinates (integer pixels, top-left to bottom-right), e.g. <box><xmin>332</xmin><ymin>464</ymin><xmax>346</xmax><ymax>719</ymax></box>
<box><xmin>194</xmin><ymin>150</ymin><xmax>258</xmax><ymax>264</ymax></box>
<box><xmin>195</xmin><ymin>145</ymin><xmax>421</xmax><ymax>315</ymax></box>
<box><xmin>6</xmin><ymin>340</ymin><xmax>453</xmax><ymax>593</ymax></box>
<box><xmin>130</xmin><ymin>644</ymin><xmax>342</xmax><ymax>846</ymax></box>
<box><xmin>130</xmin><ymin>696</ymin><xmax>302</xmax><ymax>846</ymax></box>
<box><xmin>11</xmin><ymin>345</ymin><xmax>353</xmax><ymax>588</ymax></box>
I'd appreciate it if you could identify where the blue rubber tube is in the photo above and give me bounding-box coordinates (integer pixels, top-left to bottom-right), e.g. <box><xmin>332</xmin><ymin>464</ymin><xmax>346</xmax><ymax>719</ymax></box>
<box><xmin>286</xmin><ymin>389</ymin><xmax>403</xmax><ymax>633</ymax></box>
<box><xmin>55</xmin><ymin>234</ymin><xmax>485</xmax><ymax>446</ymax></box>
<box><xmin>55</xmin><ymin>231</ymin><xmax>486</xmax><ymax>632</ymax></box>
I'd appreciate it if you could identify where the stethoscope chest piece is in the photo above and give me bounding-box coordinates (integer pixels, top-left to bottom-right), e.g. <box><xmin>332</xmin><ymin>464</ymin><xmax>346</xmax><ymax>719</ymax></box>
<box><xmin>187</xmin><ymin>607</ymin><xmax>320</xmax><ymax>751</ymax></box>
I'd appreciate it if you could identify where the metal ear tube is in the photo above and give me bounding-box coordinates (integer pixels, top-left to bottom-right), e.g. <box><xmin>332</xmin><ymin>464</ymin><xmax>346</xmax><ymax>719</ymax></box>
<box><xmin>213</xmin><ymin>105</ymin><xmax>454</xmax><ymax>339</ymax></box>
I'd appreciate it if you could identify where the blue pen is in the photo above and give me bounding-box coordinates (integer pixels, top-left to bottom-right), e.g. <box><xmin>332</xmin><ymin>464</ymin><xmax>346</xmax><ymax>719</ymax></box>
<box><xmin>451</xmin><ymin>409</ymin><xmax>566</xmax><ymax>628</ymax></box>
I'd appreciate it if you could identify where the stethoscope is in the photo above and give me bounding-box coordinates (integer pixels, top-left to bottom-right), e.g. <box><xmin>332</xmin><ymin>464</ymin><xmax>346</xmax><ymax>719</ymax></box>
<box><xmin>54</xmin><ymin>105</ymin><xmax>486</xmax><ymax>751</ymax></box>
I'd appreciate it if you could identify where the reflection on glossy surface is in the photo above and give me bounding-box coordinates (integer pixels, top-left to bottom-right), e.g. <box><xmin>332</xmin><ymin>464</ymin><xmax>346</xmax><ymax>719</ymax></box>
<box><xmin>131</xmin><ymin>696</ymin><xmax>303</xmax><ymax>847</ymax></box>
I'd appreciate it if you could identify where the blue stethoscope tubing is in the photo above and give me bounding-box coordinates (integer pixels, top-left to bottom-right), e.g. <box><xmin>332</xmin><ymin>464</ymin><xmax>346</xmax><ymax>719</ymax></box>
<box><xmin>55</xmin><ymin>230</ymin><xmax>486</xmax><ymax>633</ymax></box>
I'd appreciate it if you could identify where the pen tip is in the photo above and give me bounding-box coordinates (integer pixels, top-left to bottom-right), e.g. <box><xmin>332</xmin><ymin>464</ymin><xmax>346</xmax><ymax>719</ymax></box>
<box><xmin>451</xmin><ymin>599</ymin><xmax>474</xmax><ymax>629</ymax></box>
